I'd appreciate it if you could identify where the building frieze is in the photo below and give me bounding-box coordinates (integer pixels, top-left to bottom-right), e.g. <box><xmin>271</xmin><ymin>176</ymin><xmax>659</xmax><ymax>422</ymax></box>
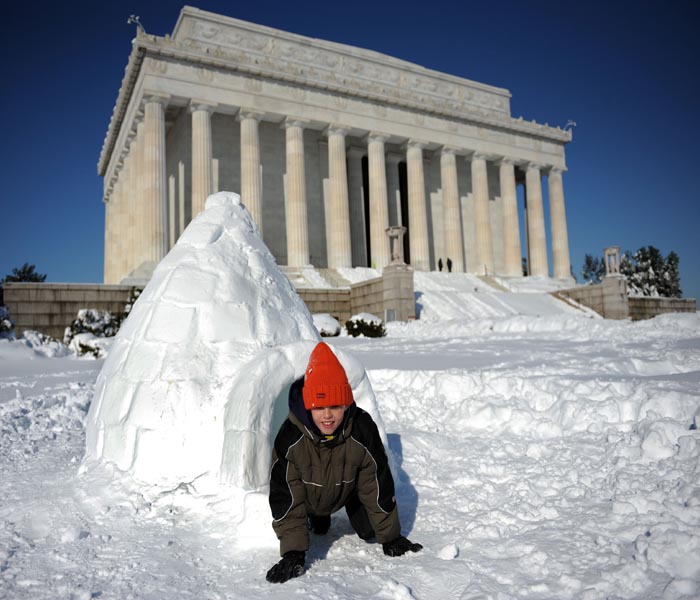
<box><xmin>98</xmin><ymin>9</ymin><xmax>571</xmax><ymax>177</ymax></box>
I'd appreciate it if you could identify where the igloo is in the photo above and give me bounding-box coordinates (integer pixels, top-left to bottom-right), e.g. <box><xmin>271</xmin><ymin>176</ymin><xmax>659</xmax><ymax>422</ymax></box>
<box><xmin>83</xmin><ymin>192</ymin><xmax>388</xmax><ymax>491</ymax></box>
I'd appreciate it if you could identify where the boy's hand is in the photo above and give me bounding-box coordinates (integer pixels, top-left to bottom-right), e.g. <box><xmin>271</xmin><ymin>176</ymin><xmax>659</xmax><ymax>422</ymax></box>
<box><xmin>266</xmin><ymin>550</ymin><xmax>306</xmax><ymax>583</ymax></box>
<box><xmin>382</xmin><ymin>535</ymin><xmax>423</xmax><ymax>557</ymax></box>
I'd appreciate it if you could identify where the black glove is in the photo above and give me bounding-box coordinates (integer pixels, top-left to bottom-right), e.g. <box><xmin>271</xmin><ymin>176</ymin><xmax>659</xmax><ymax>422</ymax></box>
<box><xmin>266</xmin><ymin>550</ymin><xmax>306</xmax><ymax>583</ymax></box>
<box><xmin>382</xmin><ymin>535</ymin><xmax>423</xmax><ymax>557</ymax></box>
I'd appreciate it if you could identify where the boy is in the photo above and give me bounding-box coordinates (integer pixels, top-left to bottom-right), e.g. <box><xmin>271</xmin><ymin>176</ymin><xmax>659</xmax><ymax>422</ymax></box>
<box><xmin>266</xmin><ymin>342</ymin><xmax>422</xmax><ymax>583</ymax></box>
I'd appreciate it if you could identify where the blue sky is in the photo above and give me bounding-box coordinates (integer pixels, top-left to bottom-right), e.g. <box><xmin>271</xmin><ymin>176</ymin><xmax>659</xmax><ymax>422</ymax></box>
<box><xmin>2</xmin><ymin>0</ymin><xmax>698</xmax><ymax>300</ymax></box>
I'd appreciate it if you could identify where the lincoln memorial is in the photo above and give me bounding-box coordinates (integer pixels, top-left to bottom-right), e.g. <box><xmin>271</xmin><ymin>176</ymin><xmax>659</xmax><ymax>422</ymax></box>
<box><xmin>99</xmin><ymin>6</ymin><xmax>573</xmax><ymax>285</ymax></box>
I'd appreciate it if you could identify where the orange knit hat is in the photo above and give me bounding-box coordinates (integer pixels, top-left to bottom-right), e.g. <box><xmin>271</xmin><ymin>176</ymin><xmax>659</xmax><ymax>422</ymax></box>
<box><xmin>302</xmin><ymin>342</ymin><xmax>353</xmax><ymax>410</ymax></box>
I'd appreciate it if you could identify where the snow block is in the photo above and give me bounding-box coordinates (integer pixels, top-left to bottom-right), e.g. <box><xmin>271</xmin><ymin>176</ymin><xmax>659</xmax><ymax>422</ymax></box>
<box><xmin>83</xmin><ymin>191</ymin><xmax>387</xmax><ymax>491</ymax></box>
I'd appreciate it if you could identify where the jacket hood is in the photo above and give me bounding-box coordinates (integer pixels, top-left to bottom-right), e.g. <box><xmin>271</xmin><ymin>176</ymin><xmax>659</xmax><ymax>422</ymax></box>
<box><xmin>288</xmin><ymin>375</ymin><xmax>356</xmax><ymax>445</ymax></box>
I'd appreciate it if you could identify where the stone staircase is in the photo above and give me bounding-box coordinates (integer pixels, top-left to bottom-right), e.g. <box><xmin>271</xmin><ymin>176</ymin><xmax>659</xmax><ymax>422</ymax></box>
<box><xmin>476</xmin><ymin>275</ymin><xmax>511</xmax><ymax>292</ymax></box>
<box><xmin>317</xmin><ymin>268</ymin><xmax>352</xmax><ymax>288</ymax></box>
<box><xmin>279</xmin><ymin>266</ymin><xmax>309</xmax><ymax>288</ymax></box>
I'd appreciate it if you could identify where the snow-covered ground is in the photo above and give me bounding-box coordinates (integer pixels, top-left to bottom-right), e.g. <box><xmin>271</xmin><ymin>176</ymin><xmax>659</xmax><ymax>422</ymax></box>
<box><xmin>2</xmin><ymin>289</ymin><xmax>699</xmax><ymax>598</ymax></box>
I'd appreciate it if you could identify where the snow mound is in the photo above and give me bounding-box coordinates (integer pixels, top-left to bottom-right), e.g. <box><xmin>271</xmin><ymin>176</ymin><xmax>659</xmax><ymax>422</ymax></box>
<box><xmin>82</xmin><ymin>192</ymin><xmax>387</xmax><ymax>491</ymax></box>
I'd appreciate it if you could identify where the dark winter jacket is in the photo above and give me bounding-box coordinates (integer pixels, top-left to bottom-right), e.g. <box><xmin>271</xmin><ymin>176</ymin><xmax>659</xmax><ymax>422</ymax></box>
<box><xmin>269</xmin><ymin>377</ymin><xmax>401</xmax><ymax>555</ymax></box>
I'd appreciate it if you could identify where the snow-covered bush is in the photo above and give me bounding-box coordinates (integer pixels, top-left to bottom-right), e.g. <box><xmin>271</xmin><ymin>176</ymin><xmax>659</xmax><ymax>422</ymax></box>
<box><xmin>64</xmin><ymin>309</ymin><xmax>122</xmax><ymax>356</ymax></box>
<box><xmin>123</xmin><ymin>287</ymin><xmax>141</xmax><ymax>315</ymax></box>
<box><xmin>0</xmin><ymin>305</ymin><xmax>14</xmax><ymax>339</ymax></box>
<box><xmin>313</xmin><ymin>313</ymin><xmax>341</xmax><ymax>337</ymax></box>
<box><xmin>68</xmin><ymin>332</ymin><xmax>115</xmax><ymax>359</ymax></box>
<box><xmin>62</xmin><ymin>288</ymin><xmax>142</xmax><ymax>358</ymax></box>
<box><xmin>345</xmin><ymin>312</ymin><xmax>386</xmax><ymax>338</ymax></box>
<box><xmin>20</xmin><ymin>330</ymin><xmax>72</xmax><ymax>357</ymax></box>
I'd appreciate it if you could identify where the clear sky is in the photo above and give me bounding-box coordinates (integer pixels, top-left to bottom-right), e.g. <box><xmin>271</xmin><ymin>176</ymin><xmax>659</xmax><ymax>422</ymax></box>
<box><xmin>2</xmin><ymin>0</ymin><xmax>698</xmax><ymax>300</ymax></box>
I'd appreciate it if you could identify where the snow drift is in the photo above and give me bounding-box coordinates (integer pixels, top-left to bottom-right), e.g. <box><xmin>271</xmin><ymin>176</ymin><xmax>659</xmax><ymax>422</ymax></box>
<box><xmin>82</xmin><ymin>192</ymin><xmax>387</xmax><ymax>490</ymax></box>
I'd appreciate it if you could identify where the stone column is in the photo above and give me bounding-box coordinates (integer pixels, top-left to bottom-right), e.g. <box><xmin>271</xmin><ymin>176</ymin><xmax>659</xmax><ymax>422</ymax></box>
<box><xmin>441</xmin><ymin>147</ymin><xmax>463</xmax><ymax>273</ymax></box>
<box><xmin>111</xmin><ymin>176</ymin><xmax>123</xmax><ymax>281</ymax></box>
<box><xmin>283</xmin><ymin>118</ymin><xmax>310</xmax><ymax>267</ymax></box>
<box><xmin>347</xmin><ymin>147</ymin><xmax>367</xmax><ymax>267</ymax></box>
<box><xmin>406</xmin><ymin>140</ymin><xmax>430</xmax><ymax>271</ymax></box>
<box><xmin>368</xmin><ymin>133</ymin><xmax>391</xmax><ymax>269</ymax></box>
<box><xmin>548</xmin><ymin>167</ymin><xmax>571</xmax><ymax>279</ymax></box>
<box><xmin>168</xmin><ymin>174</ymin><xmax>176</xmax><ymax>249</ymax></box>
<box><xmin>524</xmin><ymin>163</ymin><xmax>548</xmax><ymax>276</ymax></box>
<box><xmin>238</xmin><ymin>108</ymin><xmax>263</xmax><ymax>230</ymax></box>
<box><xmin>143</xmin><ymin>94</ymin><xmax>168</xmax><ymax>262</ymax></box>
<box><xmin>124</xmin><ymin>132</ymin><xmax>136</xmax><ymax>275</ymax></box>
<box><xmin>190</xmin><ymin>101</ymin><xmax>215</xmax><ymax>218</ymax></box>
<box><xmin>498</xmin><ymin>158</ymin><xmax>522</xmax><ymax>276</ymax></box>
<box><xmin>103</xmin><ymin>196</ymin><xmax>113</xmax><ymax>283</ymax></box>
<box><xmin>386</xmin><ymin>153</ymin><xmax>402</xmax><ymax>226</ymax></box>
<box><xmin>178</xmin><ymin>160</ymin><xmax>185</xmax><ymax>235</ymax></box>
<box><xmin>326</xmin><ymin>125</ymin><xmax>352</xmax><ymax>268</ymax></box>
<box><xmin>134</xmin><ymin>118</ymin><xmax>145</xmax><ymax>267</ymax></box>
<box><xmin>471</xmin><ymin>153</ymin><xmax>494</xmax><ymax>275</ymax></box>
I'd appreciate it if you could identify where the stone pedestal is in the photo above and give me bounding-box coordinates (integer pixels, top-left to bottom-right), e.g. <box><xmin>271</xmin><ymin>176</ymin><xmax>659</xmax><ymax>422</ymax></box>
<box><xmin>386</xmin><ymin>225</ymin><xmax>407</xmax><ymax>266</ymax></box>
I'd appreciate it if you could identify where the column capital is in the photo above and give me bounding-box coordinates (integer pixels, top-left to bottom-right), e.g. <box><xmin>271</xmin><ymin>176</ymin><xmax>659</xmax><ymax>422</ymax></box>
<box><xmin>441</xmin><ymin>145</ymin><xmax>461</xmax><ymax>156</ymax></box>
<box><xmin>143</xmin><ymin>92</ymin><xmax>170</xmax><ymax>107</ymax></box>
<box><xmin>470</xmin><ymin>151</ymin><xmax>490</xmax><ymax>162</ymax></box>
<box><xmin>521</xmin><ymin>161</ymin><xmax>546</xmax><ymax>172</ymax></box>
<box><xmin>282</xmin><ymin>116</ymin><xmax>310</xmax><ymax>129</ymax></box>
<box><xmin>366</xmin><ymin>131</ymin><xmax>390</xmax><ymax>144</ymax></box>
<box><xmin>189</xmin><ymin>99</ymin><xmax>217</xmax><ymax>113</ymax></box>
<box><xmin>496</xmin><ymin>156</ymin><xmax>518</xmax><ymax>167</ymax></box>
<box><xmin>325</xmin><ymin>124</ymin><xmax>350</xmax><ymax>137</ymax></box>
<box><xmin>237</xmin><ymin>108</ymin><xmax>265</xmax><ymax>122</ymax></box>
<box><xmin>547</xmin><ymin>165</ymin><xmax>567</xmax><ymax>175</ymax></box>
<box><xmin>405</xmin><ymin>139</ymin><xmax>428</xmax><ymax>150</ymax></box>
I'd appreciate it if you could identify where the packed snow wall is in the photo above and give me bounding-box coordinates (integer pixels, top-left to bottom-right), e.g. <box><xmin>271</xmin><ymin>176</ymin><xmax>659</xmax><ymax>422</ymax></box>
<box><xmin>82</xmin><ymin>192</ymin><xmax>388</xmax><ymax>490</ymax></box>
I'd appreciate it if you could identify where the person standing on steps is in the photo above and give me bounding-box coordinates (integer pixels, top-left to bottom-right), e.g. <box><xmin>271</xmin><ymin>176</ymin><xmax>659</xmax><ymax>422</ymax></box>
<box><xmin>266</xmin><ymin>342</ymin><xmax>422</xmax><ymax>583</ymax></box>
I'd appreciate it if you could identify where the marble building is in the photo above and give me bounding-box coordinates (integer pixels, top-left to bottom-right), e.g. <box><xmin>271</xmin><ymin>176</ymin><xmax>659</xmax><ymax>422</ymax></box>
<box><xmin>99</xmin><ymin>6</ymin><xmax>573</xmax><ymax>284</ymax></box>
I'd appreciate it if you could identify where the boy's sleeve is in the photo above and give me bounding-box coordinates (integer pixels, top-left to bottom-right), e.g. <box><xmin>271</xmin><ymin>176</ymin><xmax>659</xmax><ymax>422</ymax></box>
<box><xmin>353</xmin><ymin>415</ymin><xmax>402</xmax><ymax>543</ymax></box>
<box><xmin>269</xmin><ymin>426</ymin><xmax>309</xmax><ymax>555</ymax></box>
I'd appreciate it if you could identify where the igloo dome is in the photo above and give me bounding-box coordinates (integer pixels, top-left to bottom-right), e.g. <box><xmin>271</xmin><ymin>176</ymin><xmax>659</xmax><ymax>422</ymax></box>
<box><xmin>83</xmin><ymin>192</ymin><xmax>388</xmax><ymax>491</ymax></box>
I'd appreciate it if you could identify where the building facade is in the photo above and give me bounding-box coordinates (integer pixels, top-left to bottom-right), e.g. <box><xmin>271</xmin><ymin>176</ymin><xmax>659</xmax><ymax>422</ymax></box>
<box><xmin>99</xmin><ymin>6</ymin><xmax>573</xmax><ymax>284</ymax></box>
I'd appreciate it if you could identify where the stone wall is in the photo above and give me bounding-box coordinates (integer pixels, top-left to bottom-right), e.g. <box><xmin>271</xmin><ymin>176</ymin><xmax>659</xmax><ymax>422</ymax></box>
<box><xmin>3</xmin><ymin>283</ymin><xmax>134</xmax><ymax>340</ymax></box>
<box><xmin>3</xmin><ymin>267</ymin><xmax>415</xmax><ymax>340</ymax></box>
<box><xmin>297</xmin><ymin>289</ymin><xmax>352</xmax><ymax>323</ymax></box>
<box><xmin>558</xmin><ymin>276</ymin><xmax>629</xmax><ymax>319</ymax></box>
<box><xmin>299</xmin><ymin>266</ymin><xmax>415</xmax><ymax>324</ymax></box>
<box><xmin>628</xmin><ymin>296</ymin><xmax>697</xmax><ymax>321</ymax></box>
<box><xmin>559</xmin><ymin>277</ymin><xmax>697</xmax><ymax>320</ymax></box>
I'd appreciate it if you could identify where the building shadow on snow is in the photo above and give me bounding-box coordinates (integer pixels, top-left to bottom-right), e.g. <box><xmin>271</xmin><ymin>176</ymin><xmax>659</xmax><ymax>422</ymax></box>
<box><xmin>387</xmin><ymin>433</ymin><xmax>419</xmax><ymax>533</ymax></box>
<box><xmin>414</xmin><ymin>291</ymin><xmax>423</xmax><ymax>319</ymax></box>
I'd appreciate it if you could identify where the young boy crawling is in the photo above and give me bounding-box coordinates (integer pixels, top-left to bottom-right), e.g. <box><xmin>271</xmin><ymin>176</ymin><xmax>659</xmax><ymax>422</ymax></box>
<box><xmin>266</xmin><ymin>342</ymin><xmax>422</xmax><ymax>583</ymax></box>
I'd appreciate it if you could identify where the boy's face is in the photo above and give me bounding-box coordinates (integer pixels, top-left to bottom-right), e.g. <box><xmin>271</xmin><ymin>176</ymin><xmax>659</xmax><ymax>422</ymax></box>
<box><xmin>311</xmin><ymin>405</ymin><xmax>347</xmax><ymax>435</ymax></box>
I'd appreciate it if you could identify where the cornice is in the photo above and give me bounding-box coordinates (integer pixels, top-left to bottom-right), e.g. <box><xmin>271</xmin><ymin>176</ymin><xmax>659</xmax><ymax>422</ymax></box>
<box><xmin>98</xmin><ymin>10</ymin><xmax>572</xmax><ymax>177</ymax></box>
